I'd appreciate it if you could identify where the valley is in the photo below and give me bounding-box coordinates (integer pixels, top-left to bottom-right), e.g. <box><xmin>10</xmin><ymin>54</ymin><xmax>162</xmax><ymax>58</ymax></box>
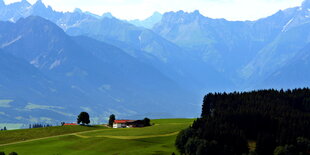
<box><xmin>0</xmin><ymin>0</ymin><xmax>309</xmax><ymax>126</ymax></box>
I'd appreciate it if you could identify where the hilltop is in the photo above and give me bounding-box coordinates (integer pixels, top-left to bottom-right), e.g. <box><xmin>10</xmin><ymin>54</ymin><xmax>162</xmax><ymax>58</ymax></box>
<box><xmin>0</xmin><ymin>119</ymin><xmax>194</xmax><ymax>155</ymax></box>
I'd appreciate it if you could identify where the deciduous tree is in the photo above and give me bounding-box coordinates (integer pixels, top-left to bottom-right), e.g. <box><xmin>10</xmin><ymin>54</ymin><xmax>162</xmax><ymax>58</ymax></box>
<box><xmin>77</xmin><ymin>112</ymin><xmax>90</xmax><ymax>125</ymax></box>
<box><xmin>108</xmin><ymin>114</ymin><xmax>115</xmax><ymax>127</ymax></box>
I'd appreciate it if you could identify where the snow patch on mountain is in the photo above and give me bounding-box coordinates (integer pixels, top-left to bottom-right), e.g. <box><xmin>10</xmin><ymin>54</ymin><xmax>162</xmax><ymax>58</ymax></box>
<box><xmin>49</xmin><ymin>60</ymin><xmax>61</xmax><ymax>70</ymax></box>
<box><xmin>1</xmin><ymin>35</ymin><xmax>22</xmax><ymax>48</ymax></box>
<box><xmin>282</xmin><ymin>18</ymin><xmax>294</xmax><ymax>32</ymax></box>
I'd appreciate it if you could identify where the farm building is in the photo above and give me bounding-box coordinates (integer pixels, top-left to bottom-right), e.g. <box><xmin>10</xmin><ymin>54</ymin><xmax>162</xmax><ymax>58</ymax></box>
<box><xmin>113</xmin><ymin>120</ymin><xmax>132</xmax><ymax>128</ymax></box>
<box><xmin>113</xmin><ymin>120</ymin><xmax>146</xmax><ymax>128</ymax></box>
<box><xmin>63</xmin><ymin>123</ymin><xmax>78</xmax><ymax>126</ymax></box>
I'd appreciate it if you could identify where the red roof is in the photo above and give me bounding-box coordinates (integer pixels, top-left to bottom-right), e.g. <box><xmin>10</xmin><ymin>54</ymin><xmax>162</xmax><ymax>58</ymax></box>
<box><xmin>64</xmin><ymin>123</ymin><xmax>77</xmax><ymax>126</ymax></box>
<box><xmin>114</xmin><ymin>120</ymin><xmax>132</xmax><ymax>124</ymax></box>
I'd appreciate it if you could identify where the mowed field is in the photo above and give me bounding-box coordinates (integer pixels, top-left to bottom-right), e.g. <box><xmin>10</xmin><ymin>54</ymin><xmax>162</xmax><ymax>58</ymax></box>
<box><xmin>0</xmin><ymin>119</ymin><xmax>194</xmax><ymax>155</ymax></box>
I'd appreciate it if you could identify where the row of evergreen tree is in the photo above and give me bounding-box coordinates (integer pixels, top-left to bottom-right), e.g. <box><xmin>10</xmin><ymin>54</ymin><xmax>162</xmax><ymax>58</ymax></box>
<box><xmin>1</xmin><ymin>124</ymin><xmax>53</xmax><ymax>130</ymax></box>
<box><xmin>29</xmin><ymin>123</ymin><xmax>52</xmax><ymax>129</ymax></box>
<box><xmin>176</xmin><ymin>88</ymin><xmax>310</xmax><ymax>155</ymax></box>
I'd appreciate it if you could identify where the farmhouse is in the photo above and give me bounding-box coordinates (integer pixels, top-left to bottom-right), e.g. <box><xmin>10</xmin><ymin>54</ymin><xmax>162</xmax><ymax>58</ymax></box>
<box><xmin>113</xmin><ymin>120</ymin><xmax>147</xmax><ymax>128</ymax></box>
<box><xmin>113</xmin><ymin>120</ymin><xmax>132</xmax><ymax>128</ymax></box>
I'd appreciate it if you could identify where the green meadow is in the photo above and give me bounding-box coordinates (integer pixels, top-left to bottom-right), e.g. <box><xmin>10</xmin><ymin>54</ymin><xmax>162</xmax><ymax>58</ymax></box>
<box><xmin>0</xmin><ymin>119</ymin><xmax>194</xmax><ymax>155</ymax></box>
<box><xmin>0</xmin><ymin>125</ymin><xmax>104</xmax><ymax>145</ymax></box>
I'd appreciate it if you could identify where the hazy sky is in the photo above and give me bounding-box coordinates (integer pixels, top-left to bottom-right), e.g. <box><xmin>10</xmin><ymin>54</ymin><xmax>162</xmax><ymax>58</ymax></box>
<box><xmin>3</xmin><ymin>0</ymin><xmax>304</xmax><ymax>20</ymax></box>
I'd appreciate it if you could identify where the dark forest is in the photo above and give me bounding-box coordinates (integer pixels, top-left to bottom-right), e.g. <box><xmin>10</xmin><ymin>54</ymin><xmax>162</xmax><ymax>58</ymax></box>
<box><xmin>176</xmin><ymin>88</ymin><xmax>310</xmax><ymax>155</ymax></box>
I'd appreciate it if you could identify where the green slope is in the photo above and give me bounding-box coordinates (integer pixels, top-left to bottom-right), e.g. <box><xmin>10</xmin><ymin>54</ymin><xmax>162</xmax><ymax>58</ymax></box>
<box><xmin>0</xmin><ymin>125</ymin><xmax>105</xmax><ymax>145</ymax></box>
<box><xmin>0</xmin><ymin>119</ymin><xmax>194</xmax><ymax>155</ymax></box>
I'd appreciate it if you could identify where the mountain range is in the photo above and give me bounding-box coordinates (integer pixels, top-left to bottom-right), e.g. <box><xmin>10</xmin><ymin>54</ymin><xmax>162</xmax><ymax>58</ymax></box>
<box><xmin>0</xmin><ymin>16</ymin><xmax>197</xmax><ymax>124</ymax></box>
<box><xmin>0</xmin><ymin>0</ymin><xmax>310</xmax><ymax>124</ymax></box>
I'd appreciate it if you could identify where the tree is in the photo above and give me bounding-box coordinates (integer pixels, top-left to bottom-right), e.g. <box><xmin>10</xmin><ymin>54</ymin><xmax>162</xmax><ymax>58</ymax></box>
<box><xmin>296</xmin><ymin>137</ymin><xmax>310</xmax><ymax>153</ymax></box>
<box><xmin>175</xmin><ymin>128</ymin><xmax>195</xmax><ymax>154</ymax></box>
<box><xmin>3</xmin><ymin>126</ymin><xmax>6</xmax><ymax>130</ymax></box>
<box><xmin>77</xmin><ymin>112</ymin><xmax>90</xmax><ymax>125</ymax></box>
<box><xmin>143</xmin><ymin>117</ymin><xmax>151</xmax><ymax>126</ymax></box>
<box><xmin>273</xmin><ymin>146</ymin><xmax>286</xmax><ymax>155</ymax></box>
<box><xmin>176</xmin><ymin>88</ymin><xmax>310</xmax><ymax>155</ymax></box>
<box><xmin>256</xmin><ymin>133</ymin><xmax>276</xmax><ymax>155</ymax></box>
<box><xmin>185</xmin><ymin>137</ymin><xmax>203</xmax><ymax>155</ymax></box>
<box><xmin>108</xmin><ymin>114</ymin><xmax>115</xmax><ymax>127</ymax></box>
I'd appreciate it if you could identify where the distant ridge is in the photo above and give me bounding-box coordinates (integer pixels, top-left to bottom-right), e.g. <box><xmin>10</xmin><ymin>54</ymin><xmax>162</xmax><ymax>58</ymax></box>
<box><xmin>0</xmin><ymin>16</ymin><xmax>197</xmax><ymax>124</ymax></box>
<box><xmin>128</xmin><ymin>12</ymin><xmax>162</xmax><ymax>29</ymax></box>
<box><xmin>0</xmin><ymin>0</ymin><xmax>310</xmax><ymax>124</ymax></box>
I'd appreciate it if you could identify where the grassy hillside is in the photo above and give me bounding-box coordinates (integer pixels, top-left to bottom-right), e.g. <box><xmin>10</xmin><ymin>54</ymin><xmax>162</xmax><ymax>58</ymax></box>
<box><xmin>0</xmin><ymin>119</ymin><xmax>194</xmax><ymax>155</ymax></box>
<box><xmin>0</xmin><ymin>125</ymin><xmax>105</xmax><ymax>145</ymax></box>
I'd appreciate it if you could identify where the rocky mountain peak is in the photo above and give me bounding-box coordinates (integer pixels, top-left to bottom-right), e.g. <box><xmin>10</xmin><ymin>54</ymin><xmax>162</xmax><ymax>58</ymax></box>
<box><xmin>74</xmin><ymin>8</ymin><xmax>83</xmax><ymax>13</ymax></box>
<box><xmin>161</xmin><ymin>10</ymin><xmax>204</xmax><ymax>24</ymax></box>
<box><xmin>33</xmin><ymin>0</ymin><xmax>46</xmax><ymax>9</ymax></box>
<box><xmin>302</xmin><ymin>0</ymin><xmax>310</xmax><ymax>9</ymax></box>
<box><xmin>102</xmin><ymin>12</ymin><xmax>114</xmax><ymax>18</ymax></box>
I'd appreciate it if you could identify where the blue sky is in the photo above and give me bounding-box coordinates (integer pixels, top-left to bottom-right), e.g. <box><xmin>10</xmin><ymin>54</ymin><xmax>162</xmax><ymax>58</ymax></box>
<box><xmin>4</xmin><ymin>0</ymin><xmax>304</xmax><ymax>20</ymax></box>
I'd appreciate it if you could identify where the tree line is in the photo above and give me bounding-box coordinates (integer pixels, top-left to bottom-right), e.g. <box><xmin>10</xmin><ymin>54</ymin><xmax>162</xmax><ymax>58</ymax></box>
<box><xmin>29</xmin><ymin>124</ymin><xmax>53</xmax><ymax>129</ymax></box>
<box><xmin>176</xmin><ymin>88</ymin><xmax>310</xmax><ymax>155</ymax></box>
